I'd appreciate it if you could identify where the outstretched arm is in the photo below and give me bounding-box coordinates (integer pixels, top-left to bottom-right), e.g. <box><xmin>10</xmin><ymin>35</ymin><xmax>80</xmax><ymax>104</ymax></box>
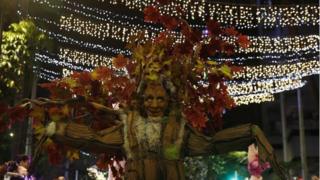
<box><xmin>186</xmin><ymin>123</ymin><xmax>288</xmax><ymax>180</ymax></box>
<box><xmin>50</xmin><ymin>121</ymin><xmax>124</xmax><ymax>154</ymax></box>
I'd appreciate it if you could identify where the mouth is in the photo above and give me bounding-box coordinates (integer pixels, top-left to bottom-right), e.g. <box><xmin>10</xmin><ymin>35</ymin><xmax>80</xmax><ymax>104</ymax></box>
<box><xmin>147</xmin><ymin>109</ymin><xmax>163</xmax><ymax>116</ymax></box>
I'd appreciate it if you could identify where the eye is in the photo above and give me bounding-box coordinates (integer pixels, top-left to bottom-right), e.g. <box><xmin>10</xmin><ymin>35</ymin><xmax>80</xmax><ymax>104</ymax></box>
<box><xmin>157</xmin><ymin>97</ymin><xmax>165</xmax><ymax>101</ymax></box>
<box><xmin>145</xmin><ymin>96</ymin><xmax>154</xmax><ymax>101</ymax></box>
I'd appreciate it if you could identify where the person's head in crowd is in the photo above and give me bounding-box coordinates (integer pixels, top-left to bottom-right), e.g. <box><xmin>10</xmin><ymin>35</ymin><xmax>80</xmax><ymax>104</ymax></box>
<box><xmin>15</xmin><ymin>154</ymin><xmax>29</xmax><ymax>169</ymax></box>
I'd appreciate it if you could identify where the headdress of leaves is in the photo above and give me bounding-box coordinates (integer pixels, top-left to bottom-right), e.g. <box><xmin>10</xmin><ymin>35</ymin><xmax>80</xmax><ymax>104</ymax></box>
<box><xmin>133</xmin><ymin>3</ymin><xmax>248</xmax><ymax>131</ymax></box>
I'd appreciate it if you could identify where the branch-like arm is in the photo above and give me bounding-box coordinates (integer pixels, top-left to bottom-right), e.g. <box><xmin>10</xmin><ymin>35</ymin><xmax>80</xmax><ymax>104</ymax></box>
<box><xmin>52</xmin><ymin>121</ymin><xmax>124</xmax><ymax>154</ymax></box>
<box><xmin>185</xmin><ymin>123</ymin><xmax>288</xmax><ymax>180</ymax></box>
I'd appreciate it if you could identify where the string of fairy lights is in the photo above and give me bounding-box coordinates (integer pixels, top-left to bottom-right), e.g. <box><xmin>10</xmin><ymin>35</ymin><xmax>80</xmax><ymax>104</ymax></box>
<box><xmin>31</xmin><ymin>0</ymin><xmax>320</xmax><ymax>55</ymax></box>
<box><xmin>224</xmin><ymin>35</ymin><xmax>319</xmax><ymax>54</ymax></box>
<box><xmin>58</xmin><ymin>14</ymin><xmax>319</xmax><ymax>54</ymax></box>
<box><xmin>227</xmin><ymin>77</ymin><xmax>306</xmax><ymax>96</ymax></box>
<box><xmin>228</xmin><ymin>78</ymin><xmax>306</xmax><ymax>105</ymax></box>
<box><xmin>37</xmin><ymin>20</ymin><xmax>319</xmax><ymax>65</ymax></box>
<box><xmin>59</xmin><ymin>48</ymin><xmax>113</xmax><ymax>67</ymax></box>
<box><xmin>57</xmin><ymin>47</ymin><xmax>319</xmax><ymax>81</ymax></box>
<box><xmin>36</xmin><ymin>25</ymin><xmax>131</xmax><ymax>55</ymax></box>
<box><xmin>28</xmin><ymin>0</ymin><xmax>320</xmax><ymax>105</ymax></box>
<box><xmin>234</xmin><ymin>60</ymin><xmax>320</xmax><ymax>80</ymax></box>
<box><xmin>34</xmin><ymin>12</ymin><xmax>320</xmax><ymax>54</ymax></box>
<box><xmin>217</xmin><ymin>51</ymin><xmax>319</xmax><ymax>64</ymax></box>
<box><xmin>37</xmin><ymin>19</ymin><xmax>320</xmax><ymax>65</ymax></box>
<box><xmin>36</xmin><ymin>15</ymin><xmax>318</xmax><ymax>62</ymax></box>
<box><xmin>232</xmin><ymin>93</ymin><xmax>275</xmax><ymax>105</ymax></box>
<box><xmin>102</xmin><ymin>0</ymin><xmax>319</xmax><ymax>28</ymax></box>
<box><xmin>35</xmin><ymin>52</ymin><xmax>91</xmax><ymax>72</ymax></box>
<box><xmin>32</xmin><ymin>0</ymin><xmax>161</xmax><ymax>32</ymax></box>
<box><xmin>33</xmin><ymin>15</ymin><xmax>320</xmax><ymax>58</ymax></box>
<box><xmin>32</xmin><ymin>0</ymin><xmax>319</xmax><ymax>29</ymax></box>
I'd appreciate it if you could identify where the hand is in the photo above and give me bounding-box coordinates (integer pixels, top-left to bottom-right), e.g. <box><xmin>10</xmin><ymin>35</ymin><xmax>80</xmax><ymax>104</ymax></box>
<box><xmin>45</xmin><ymin>122</ymin><xmax>56</xmax><ymax>136</ymax></box>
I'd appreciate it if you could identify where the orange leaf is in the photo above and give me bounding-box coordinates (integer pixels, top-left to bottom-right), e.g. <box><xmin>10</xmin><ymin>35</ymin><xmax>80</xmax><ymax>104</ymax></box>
<box><xmin>144</xmin><ymin>6</ymin><xmax>160</xmax><ymax>23</ymax></box>
<box><xmin>183</xmin><ymin>107</ymin><xmax>207</xmax><ymax>130</ymax></box>
<box><xmin>206</xmin><ymin>20</ymin><xmax>221</xmax><ymax>36</ymax></box>
<box><xmin>224</xmin><ymin>27</ymin><xmax>239</xmax><ymax>36</ymax></box>
<box><xmin>159</xmin><ymin>15</ymin><xmax>180</xmax><ymax>30</ymax></box>
<box><xmin>237</xmin><ymin>35</ymin><xmax>250</xmax><ymax>48</ymax></box>
<box><xmin>112</xmin><ymin>54</ymin><xmax>128</xmax><ymax>69</ymax></box>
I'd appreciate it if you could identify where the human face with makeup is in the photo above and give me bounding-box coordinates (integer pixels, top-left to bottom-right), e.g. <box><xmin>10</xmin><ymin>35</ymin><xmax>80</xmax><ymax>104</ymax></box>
<box><xmin>143</xmin><ymin>83</ymin><xmax>169</xmax><ymax>117</ymax></box>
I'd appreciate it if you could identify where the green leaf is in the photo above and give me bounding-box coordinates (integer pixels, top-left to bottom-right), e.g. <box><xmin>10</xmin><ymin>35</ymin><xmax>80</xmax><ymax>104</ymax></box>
<box><xmin>219</xmin><ymin>64</ymin><xmax>232</xmax><ymax>78</ymax></box>
<box><xmin>164</xmin><ymin>144</ymin><xmax>179</xmax><ymax>160</ymax></box>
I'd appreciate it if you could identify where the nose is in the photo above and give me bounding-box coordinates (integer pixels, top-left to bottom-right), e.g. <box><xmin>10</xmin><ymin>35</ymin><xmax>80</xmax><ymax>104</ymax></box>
<box><xmin>150</xmin><ymin>99</ymin><xmax>159</xmax><ymax>108</ymax></box>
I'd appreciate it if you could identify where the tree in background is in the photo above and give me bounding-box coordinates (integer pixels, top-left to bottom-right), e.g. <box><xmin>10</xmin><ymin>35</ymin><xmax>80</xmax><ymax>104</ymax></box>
<box><xmin>0</xmin><ymin>0</ymin><xmax>19</xmax><ymax>54</ymax></box>
<box><xmin>0</xmin><ymin>20</ymin><xmax>51</xmax><ymax>103</ymax></box>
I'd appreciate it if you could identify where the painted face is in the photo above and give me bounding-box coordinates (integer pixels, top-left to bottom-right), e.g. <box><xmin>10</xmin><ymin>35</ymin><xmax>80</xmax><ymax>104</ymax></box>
<box><xmin>143</xmin><ymin>83</ymin><xmax>169</xmax><ymax>117</ymax></box>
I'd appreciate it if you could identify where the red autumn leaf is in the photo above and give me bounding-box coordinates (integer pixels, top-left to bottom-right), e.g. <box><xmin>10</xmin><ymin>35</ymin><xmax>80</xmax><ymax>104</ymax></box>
<box><xmin>154</xmin><ymin>31</ymin><xmax>169</xmax><ymax>43</ymax></box>
<box><xmin>189</xmin><ymin>29</ymin><xmax>202</xmax><ymax>43</ymax></box>
<box><xmin>237</xmin><ymin>35</ymin><xmax>250</xmax><ymax>48</ymax></box>
<box><xmin>95</xmin><ymin>67</ymin><xmax>112</xmax><ymax>79</ymax></box>
<box><xmin>183</xmin><ymin>107</ymin><xmax>207</xmax><ymax>130</ymax></box>
<box><xmin>200</xmin><ymin>44</ymin><xmax>216</xmax><ymax>59</ymax></box>
<box><xmin>206</xmin><ymin>20</ymin><xmax>221</xmax><ymax>36</ymax></box>
<box><xmin>224</xmin><ymin>27</ymin><xmax>239</xmax><ymax>36</ymax></box>
<box><xmin>180</xmin><ymin>21</ymin><xmax>190</xmax><ymax>35</ymax></box>
<box><xmin>96</xmin><ymin>154</ymin><xmax>109</xmax><ymax>170</ymax></box>
<box><xmin>144</xmin><ymin>6</ymin><xmax>160</xmax><ymax>23</ymax></box>
<box><xmin>223</xmin><ymin>43</ymin><xmax>235</xmax><ymax>56</ymax></box>
<box><xmin>156</xmin><ymin>0</ymin><xmax>171</xmax><ymax>5</ymax></box>
<box><xmin>79</xmin><ymin>72</ymin><xmax>92</xmax><ymax>85</ymax></box>
<box><xmin>209</xmin><ymin>39</ymin><xmax>223</xmax><ymax>52</ymax></box>
<box><xmin>39</xmin><ymin>81</ymin><xmax>72</xmax><ymax>99</ymax></box>
<box><xmin>159</xmin><ymin>15</ymin><xmax>180</xmax><ymax>30</ymax></box>
<box><xmin>230</xmin><ymin>65</ymin><xmax>244</xmax><ymax>73</ymax></box>
<box><xmin>182</xmin><ymin>25</ymin><xmax>201</xmax><ymax>43</ymax></box>
<box><xmin>174</xmin><ymin>40</ymin><xmax>193</xmax><ymax>55</ymax></box>
<box><xmin>7</xmin><ymin>105</ymin><xmax>29</xmax><ymax>124</ymax></box>
<box><xmin>125</xmin><ymin>61</ymin><xmax>137</xmax><ymax>77</ymax></box>
<box><xmin>72</xmin><ymin>72</ymin><xmax>92</xmax><ymax>86</ymax></box>
<box><xmin>72</xmin><ymin>87</ymin><xmax>86</xmax><ymax>96</ymax></box>
<box><xmin>112</xmin><ymin>54</ymin><xmax>128</xmax><ymax>69</ymax></box>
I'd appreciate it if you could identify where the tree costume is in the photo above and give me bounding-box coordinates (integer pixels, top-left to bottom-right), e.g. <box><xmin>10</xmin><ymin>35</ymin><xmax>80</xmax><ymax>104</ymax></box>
<box><xmin>0</xmin><ymin>1</ymin><xmax>288</xmax><ymax>179</ymax></box>
<box><xmin>51</xmin><ymin>112</ymin><xmax>285</xmax><ymax>180</ymax></box>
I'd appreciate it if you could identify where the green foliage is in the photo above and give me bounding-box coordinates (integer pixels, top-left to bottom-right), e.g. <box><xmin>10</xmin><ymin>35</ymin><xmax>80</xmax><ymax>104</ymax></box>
<box><xmin>184</xmin><ymin>151</ymin><xmax>248</xmax><ymax>179</ymax></box>
<box><xmin>164</xmin><ymin>145</ymin><xmax>179</xmax><ymax>160</ymax></box>
<box><xmin>0</xmin><ymin>20</ymin><xmax>51</xmax><ymax>99</ymax></box>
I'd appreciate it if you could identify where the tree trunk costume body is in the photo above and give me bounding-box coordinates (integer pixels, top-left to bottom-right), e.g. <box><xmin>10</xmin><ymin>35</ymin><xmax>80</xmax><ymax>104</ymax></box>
<box><xmin>53</xmin><ymin>110</ymin><xmax>285</xmax><ymax>180</ymax></box>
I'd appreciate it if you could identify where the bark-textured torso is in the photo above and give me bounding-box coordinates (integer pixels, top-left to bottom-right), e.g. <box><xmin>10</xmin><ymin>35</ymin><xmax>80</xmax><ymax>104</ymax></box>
<box><xmin>123</xmin><ymin>111</ymin><xmax>186</xmax><ymax>180</ymax></box>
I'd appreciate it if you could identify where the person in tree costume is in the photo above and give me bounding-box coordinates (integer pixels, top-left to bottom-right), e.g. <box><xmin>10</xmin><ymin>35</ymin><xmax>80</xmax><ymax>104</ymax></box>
<box><xmin>0</xmin><ymin>1</ymin><xmax>288</xmax><ymax>179</ymax></box>
<box><xmin>46</xmin><ymin>80</ymin><xmax>285</xmax><ymax>180</ymax></box>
